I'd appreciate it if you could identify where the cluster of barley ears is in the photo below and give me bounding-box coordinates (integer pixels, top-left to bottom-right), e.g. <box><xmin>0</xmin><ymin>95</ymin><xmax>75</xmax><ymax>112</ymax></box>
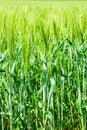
<box><xmin>0</xmin><ymin>2</ymin><xmax>87</xmax><ymax>130</ymax></box>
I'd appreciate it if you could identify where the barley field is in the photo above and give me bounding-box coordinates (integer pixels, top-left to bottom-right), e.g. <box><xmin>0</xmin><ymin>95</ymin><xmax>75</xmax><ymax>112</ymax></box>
<box><xmin>0</xmin><ymin>1</ymin><xmax>87</xmax><ymax>130</ymax></box>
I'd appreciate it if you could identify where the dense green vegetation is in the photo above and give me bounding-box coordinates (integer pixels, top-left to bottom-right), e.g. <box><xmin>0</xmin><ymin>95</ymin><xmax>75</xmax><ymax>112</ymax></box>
<box><xmin>0</xmin><ymin>1</ymin><xmax>87</xmax><ymax>130</ymax></box>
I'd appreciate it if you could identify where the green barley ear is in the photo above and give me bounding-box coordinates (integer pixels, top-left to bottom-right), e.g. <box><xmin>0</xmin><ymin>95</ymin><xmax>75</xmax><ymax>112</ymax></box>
<box><xmin>53</xmin><ymin>21</ymin><xmax>58</xmax><ymax>40</ymax></box>
<box><xmin>41</xmin><ymin>24</ymin><xmax>49</xmax><ymax>62</ymax></box>
<box><xmin>41</xmin><ymin>24</ymin><xmax>47</xmax><ymax>47</ymax></box>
